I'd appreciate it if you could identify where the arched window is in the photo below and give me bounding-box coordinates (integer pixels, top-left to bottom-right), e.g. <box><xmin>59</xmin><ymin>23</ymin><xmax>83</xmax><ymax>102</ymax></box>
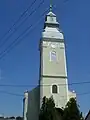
<box><xmin>50</xmin><ymin>51</ymin><xmax>57</xmax><ymax>61</ymax></box>
<box><xmin>52</xmin><ymin>85</ymin><xmax>58</xmax><ymax>93</ymax></box>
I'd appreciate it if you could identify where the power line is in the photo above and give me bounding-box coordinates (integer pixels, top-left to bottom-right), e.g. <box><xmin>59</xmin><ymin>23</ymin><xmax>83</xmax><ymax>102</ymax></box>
<box><xmin>0</xmin><ymin>0</ymin><xmax>44</xmax><ymax>49</ymax></box>
<box><xmin>68</xmin><ymin>81</ymin><xmax>90</xmax><ymax>86</ymax></box>
<box><xmin>59</xmin><ymin>91</ymin><xmax>90</xmax><ymax>98</ymax></box>
<box><xmin>50</xmin><ymin>91</ymin><xmax>90</xmax><ymax>100</ymax></box>
<box><xmin>0</xmin><ymin>90</ymin><xmax>90</xmax><ymax>98</ymax></box>
<box><xmin>0</xmin><ymin>90</ymin><xmax>23</xmax><ymax>97</ymax></box>
<box><xmin>42</xmin><ymin>80</ymin><xmax>90</xmax><ymax>86</ymax></box>
<box><xmin>0</xmin><ymin>7</ymin><xmax>49</xmax><ymax>60</ymax></box>
<box><xmin>0</xmin><ymin>81</ymin><xmax>89</xmax><ymax>97</ymax></box>
<box><xmin>53</xmin><ymin>91</ymin><xmax>90</xmax><ymax>99</ymax></box>
<box><xmin>77</xmin><ymin>92</ymin><xmax>90</xmax><ymax>96</ymax></box>
<box><xmin>0</xmin><ymin>80</ymin><xmax>90</xmax><ymax>88</ymax></box>
<box><xmin>0</xmin><ymin>0</ymin><xmax>37</xmax><ymax>44</ymax></box>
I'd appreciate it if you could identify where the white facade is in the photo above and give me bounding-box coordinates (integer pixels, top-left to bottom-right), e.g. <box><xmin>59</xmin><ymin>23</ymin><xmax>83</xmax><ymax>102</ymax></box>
<box><xmin>23</xmin><ymin>11</ymin><xmax>76</xmax><ymax>120</ymax></box>
<box><xmin>23</xmin><ymin>87</ymin><xmax>39</xmax><ymax>120</ymax></box>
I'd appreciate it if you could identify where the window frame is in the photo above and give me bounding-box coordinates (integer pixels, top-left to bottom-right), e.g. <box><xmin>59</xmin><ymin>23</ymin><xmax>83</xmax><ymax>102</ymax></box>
<box><xmin>51</xmin><ymin>84</ymin><xmax>59</xmax><ymax>94</ymax></box>
<box><xmin>50</xmin><ymin>51</ymin><xmax>57</xmax><ymax>62</ymax></box>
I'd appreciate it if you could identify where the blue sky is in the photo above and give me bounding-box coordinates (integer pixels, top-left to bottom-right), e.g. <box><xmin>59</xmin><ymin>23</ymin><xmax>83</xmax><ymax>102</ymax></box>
<box><xmin>0</xmin><ymin>0</ymin><xmax>90</xmax><ymax>117</ymax></box>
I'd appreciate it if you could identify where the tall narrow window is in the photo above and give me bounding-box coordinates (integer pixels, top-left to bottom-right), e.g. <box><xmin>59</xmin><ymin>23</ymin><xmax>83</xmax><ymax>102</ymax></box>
<box><xmin>52</xmin><ymin>85</ymin><xmax>58</xmax><ymax>93</ymax></box>
<box><xmin>50</xmin><ymin>51</ymin><xmax>57</xmax><ymax>61</ymax></box>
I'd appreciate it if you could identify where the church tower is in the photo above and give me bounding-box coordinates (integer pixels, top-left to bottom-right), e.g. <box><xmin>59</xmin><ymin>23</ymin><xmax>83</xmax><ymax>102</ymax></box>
<box><xmin>23</xmin><ymin>4</ymin><xmax>76</xmax><ymax>120</ymax></box>
<box><xmin>39</xmin><ymin>6</ymin><xmax>69</xmax><ymax>108</ymax></box>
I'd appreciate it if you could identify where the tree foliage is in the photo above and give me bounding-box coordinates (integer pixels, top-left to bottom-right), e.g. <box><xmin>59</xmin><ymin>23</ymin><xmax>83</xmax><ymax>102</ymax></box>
<box><xmin>39</xmin><ymin>96</ymin><xmax>57</xmax><ymax>120</ymax></box>
<box><xmin>16</xmin><ymin>116</ymin><xmax>23</xmax><ymax>120</ymax></box>
<box><xmin>9</xmin><ymin>117</ymin><xmax>15</xmax><ymax>119</ymax></box>
<box><xmin>63</xmin><ymin>98</ymin><xmax>84</xmax><ymax>120</ymax></box>
<box><xmin>39</xmin><ymin>97</ymin><xmax>84</xmax><ymax>120</ymax></box>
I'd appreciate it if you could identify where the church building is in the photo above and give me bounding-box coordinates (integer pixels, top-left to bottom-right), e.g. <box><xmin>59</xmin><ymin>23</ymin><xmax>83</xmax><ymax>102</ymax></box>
<box><xmin>23</xmin><ymin>5</ymin><xmax>76</xmax><ymax>120</ymax></box>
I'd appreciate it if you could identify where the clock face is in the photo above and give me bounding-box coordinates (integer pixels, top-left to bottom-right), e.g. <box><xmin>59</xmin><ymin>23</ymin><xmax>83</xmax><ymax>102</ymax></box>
<box><xmin>51</xmin><ymin>43</ymin><xmax>56</xmax><ymax>48</ymax></box>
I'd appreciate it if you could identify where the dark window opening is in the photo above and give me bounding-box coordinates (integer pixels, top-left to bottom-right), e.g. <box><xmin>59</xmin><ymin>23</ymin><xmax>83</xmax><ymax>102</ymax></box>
<box><xmin>52</xmin><ymin>85</ymin><xmax>58</xmax><ymax>93</ymax></box>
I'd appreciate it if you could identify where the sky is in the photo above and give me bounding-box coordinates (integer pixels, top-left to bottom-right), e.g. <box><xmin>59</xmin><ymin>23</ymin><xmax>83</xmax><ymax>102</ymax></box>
<box><xmin>0</xmin><ymin>0</ymin><xmax>90</xmax><ymax>117</ymax></box>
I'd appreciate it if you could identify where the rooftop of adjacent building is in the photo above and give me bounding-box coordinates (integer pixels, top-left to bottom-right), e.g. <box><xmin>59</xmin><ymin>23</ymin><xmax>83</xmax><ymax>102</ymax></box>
<box><xmin>85</xmin><ymin>110</ymin><xmax>90</xmax><ymax>120</ymax></box>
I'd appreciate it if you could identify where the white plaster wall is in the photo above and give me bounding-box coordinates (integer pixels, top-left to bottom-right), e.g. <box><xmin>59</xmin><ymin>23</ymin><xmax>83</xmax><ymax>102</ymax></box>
<box><xmin>24</xmin><ymin>86</ymin><xmax>39</xmax><ymax>120</ymax></box>
<box><xmin>41</xmin><ymin>41</ymin><xmax>67</xmax><ymax>76</ymax></box>
<box><xmin>40</xmin><ymin>77</ymin><xmax>68</xmax><ymax>108</ymax></box>
<box><xmin>23</xmin><ymin>92</ymin><xmax>28</xmax><ymax>120</ymax></box>
<box><xmin>68</xmin><ymin>90</ymin><xmax>76</xmax><ymax>100</ymax></box>
<box><xmin>40</xmin><ymin>40</ymin><xmax>69</xmax><ymax>108</ymax></box>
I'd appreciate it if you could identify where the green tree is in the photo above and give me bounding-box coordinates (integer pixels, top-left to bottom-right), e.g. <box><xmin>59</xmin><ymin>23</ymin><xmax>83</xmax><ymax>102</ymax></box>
<box><xmin>9</xmin><ymin>116</ymin><xmax>15</xmax><ymax>119</ymax></box>
<box><xmin>39</xmin><ymin>96</ymin><xmax>57</xmax><ymax>120</ymax></box>
<box><xmin>63</xmin><ymin>98</ymin><xmax>84</xmax><ymax>120</ymax></box>
<box><xmin>16</xmin><ymin>116</ymin><xmax>23</xmax><ymax>120</ymax></box>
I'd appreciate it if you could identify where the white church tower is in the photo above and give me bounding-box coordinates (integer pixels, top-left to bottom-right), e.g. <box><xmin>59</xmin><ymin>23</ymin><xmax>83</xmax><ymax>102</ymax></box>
<box><xmin>23</xmin><ymin>4</ymin><xmax>76</xmax><ymax>120</ymax></box>
<box><xmin>39</xmin><ymin>5</ymin><xmax>69</xmax><ymax>108</ymax></box>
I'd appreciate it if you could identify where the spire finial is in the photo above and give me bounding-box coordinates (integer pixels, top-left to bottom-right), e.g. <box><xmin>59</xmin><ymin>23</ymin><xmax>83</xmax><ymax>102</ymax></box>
<box><xmin>50</xmin><ymin>0</ymin><xmax>52</xmax><ymax>12</ymax></box>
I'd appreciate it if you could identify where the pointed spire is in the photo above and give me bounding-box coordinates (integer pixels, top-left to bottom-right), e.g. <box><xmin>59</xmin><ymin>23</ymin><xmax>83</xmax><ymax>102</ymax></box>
<box><xmin>50</xmin><ymin>0</ymin><xmax>52</xmax><ymax>12</ymax></box>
